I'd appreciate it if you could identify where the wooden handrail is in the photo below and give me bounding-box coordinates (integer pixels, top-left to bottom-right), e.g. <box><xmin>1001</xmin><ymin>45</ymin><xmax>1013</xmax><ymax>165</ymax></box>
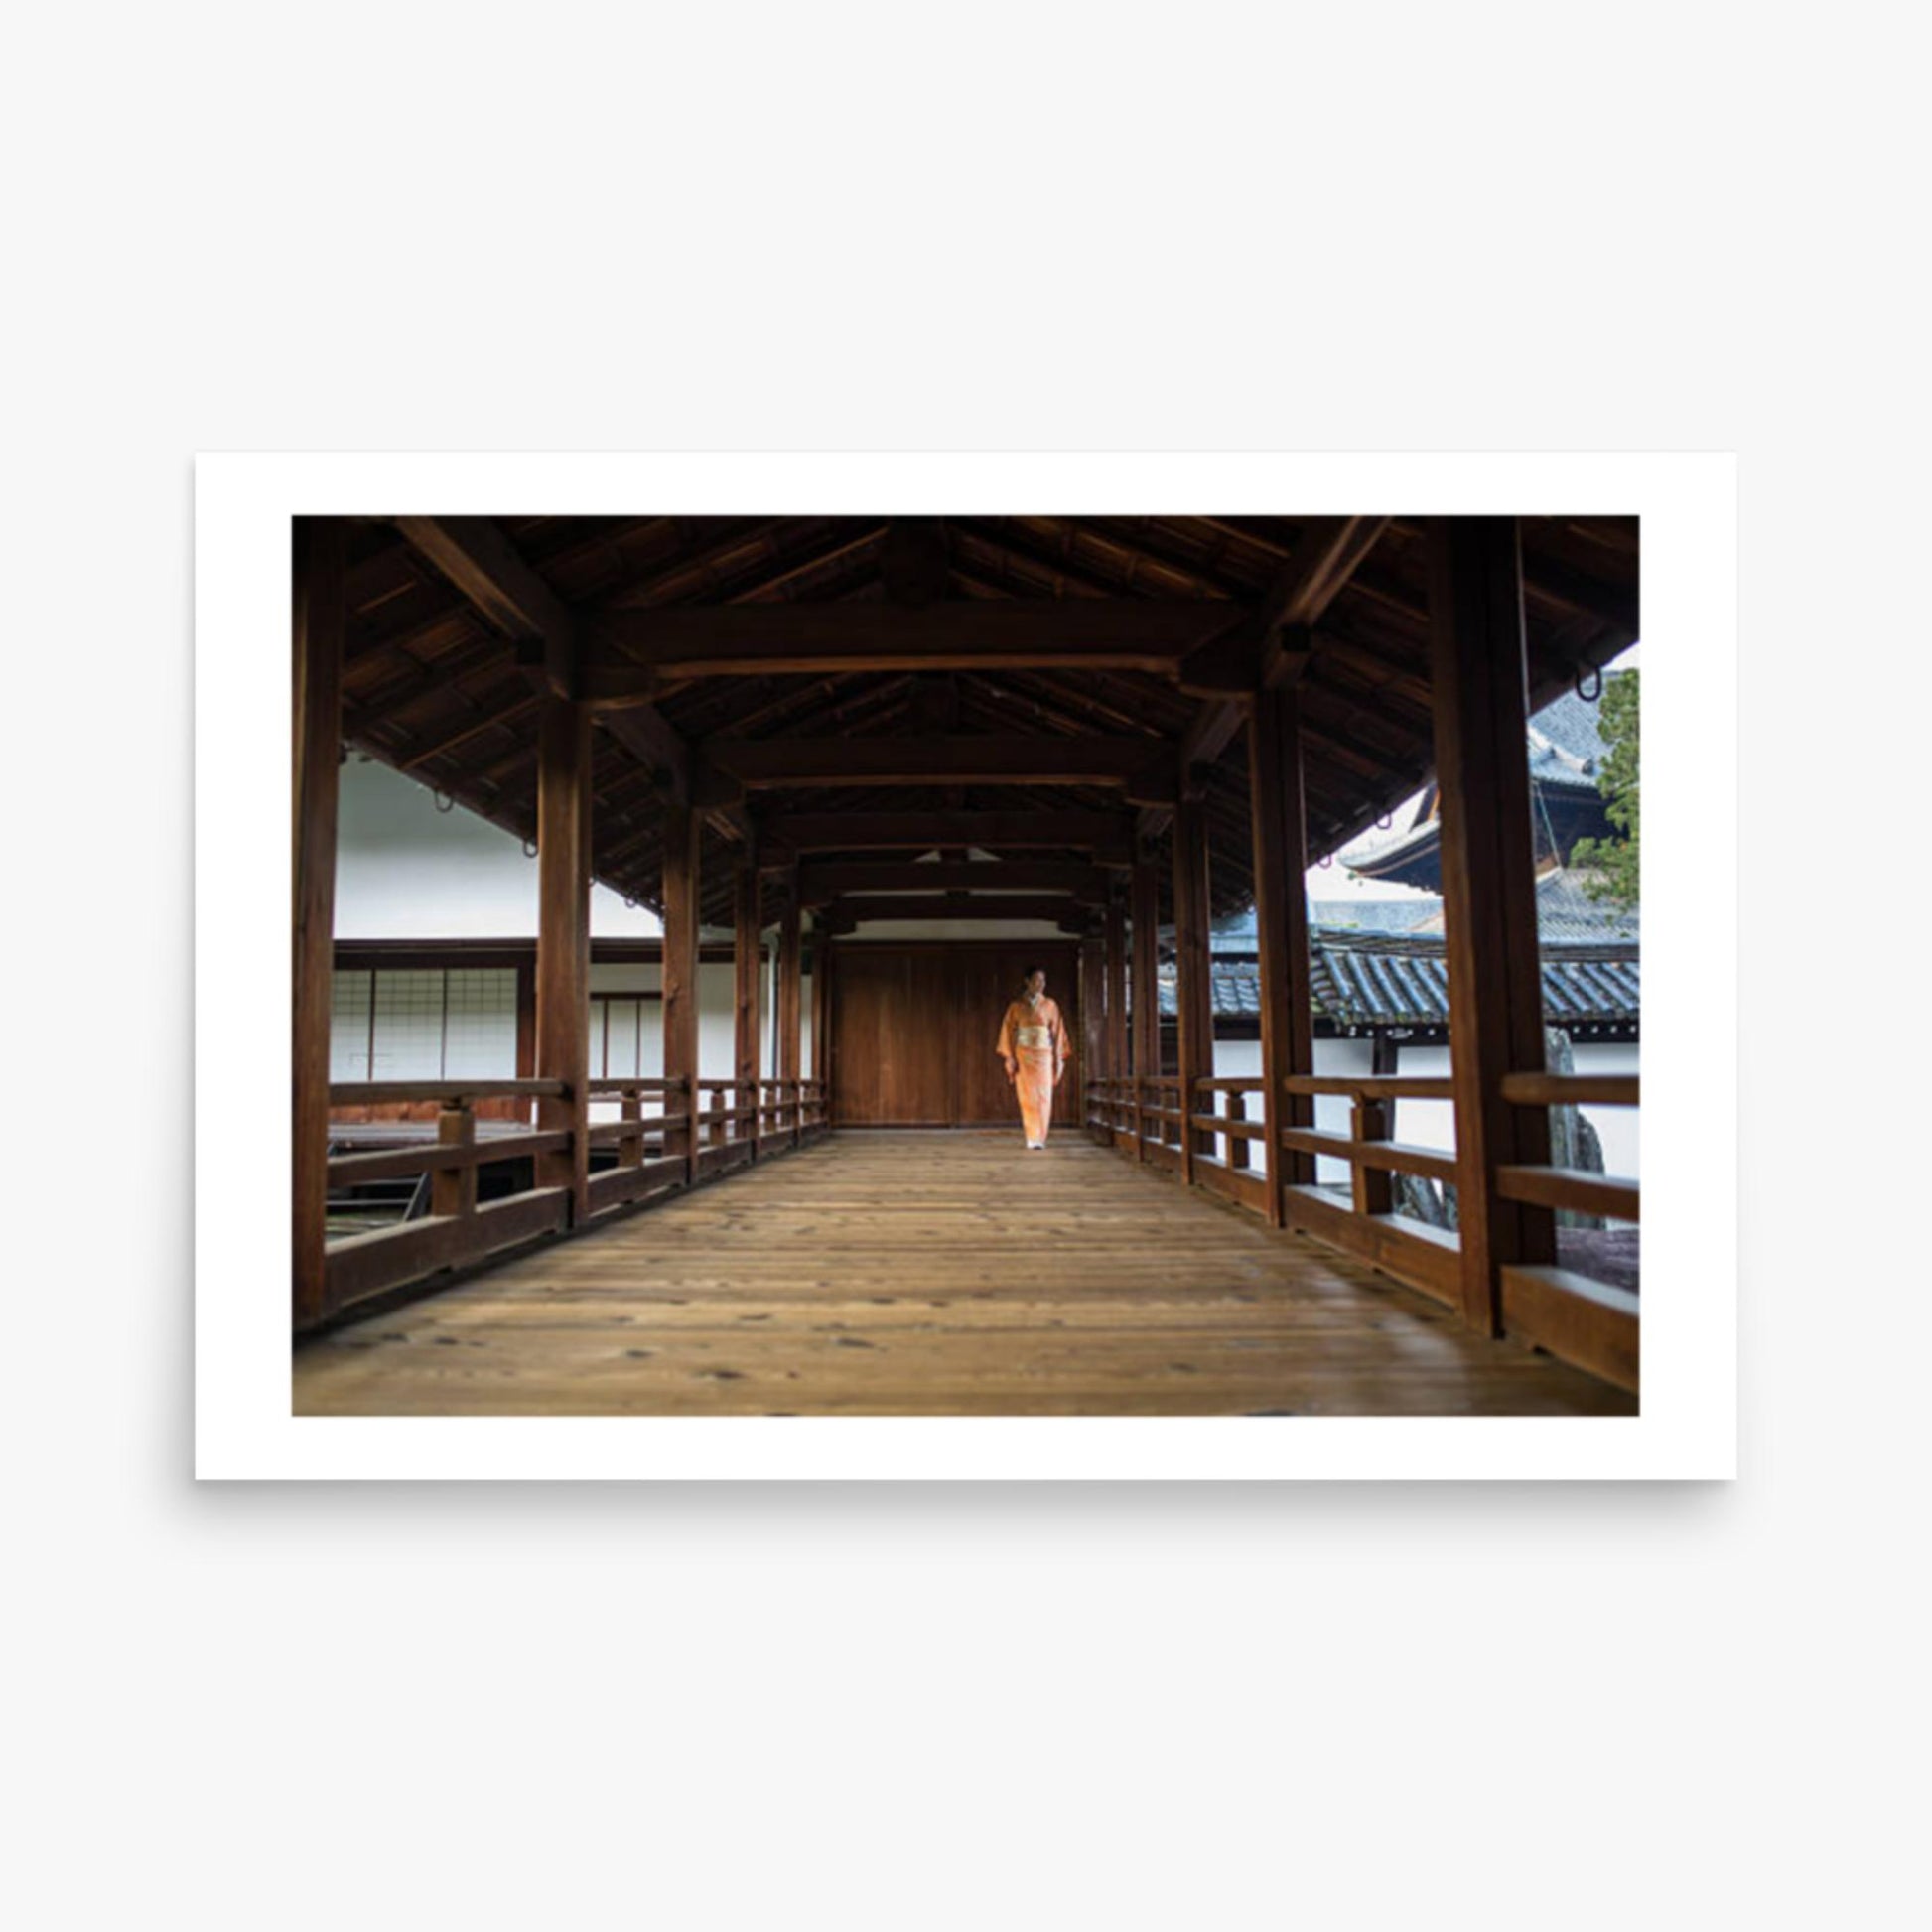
<box><xmin>1278</xmin><ymin>1126</ymin><xmax>1459</xmax><ymax>1185</ymax></box>
<box><xmin>1499</xmin><ymin>1072</ymin><xmax>1641</xmax><ymax>1107</ymax></box>
<box><xmin>316</xmin><ymin>1047</ymin><xmax>831</xmax><ymax>1327</ymax></box>
<box><xmin>1281</xmin><ymin>1074</ymin><xmax>1455</xmax><ymax>1100</ymax></box>
<box><xmin>329</xmin><ymin>1078</ymin><xmax>566</xmax><ymax>1105</ymax></box>
<box><xmin>327</xmin><ymin>1130</ymin><xmax>571</xmax><ymax>1184</ymax></box>
<box><xmin>1496</xmin><ymin>1165</ymin><xmax>1640</xmax><ymax>1221</ymax></box>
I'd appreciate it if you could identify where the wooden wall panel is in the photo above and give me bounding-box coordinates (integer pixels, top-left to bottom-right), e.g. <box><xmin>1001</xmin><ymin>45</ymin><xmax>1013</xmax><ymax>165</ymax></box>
<box><xmin>831</xmin><ymin>943</ymin><xmax>1080</xmax><ymax>1128</ymax></box>
<box><xmin>830</xmin><ymin>949</ymin><xmax>953</xmax><ymax>1125</ymax></box>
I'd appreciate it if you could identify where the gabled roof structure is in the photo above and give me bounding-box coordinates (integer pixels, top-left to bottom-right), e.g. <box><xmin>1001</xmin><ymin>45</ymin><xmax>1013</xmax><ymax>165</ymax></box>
<box><xmin>1335</xmin><ymin>671</ymin><xmax>1631</xmax><ymax>890</ymax></box>
<box><xmin>338</xmin><ymin>515</ymin><xmax>1639</xmax><ymax>926</ymax></box>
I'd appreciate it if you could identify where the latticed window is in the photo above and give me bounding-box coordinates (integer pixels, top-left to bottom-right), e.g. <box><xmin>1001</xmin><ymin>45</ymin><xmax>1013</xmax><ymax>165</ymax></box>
<box><xmin>589</xmin><ymin>994</ymin><xmax>657</xmax><ymax>1077</ymax></box>
<box><xmin>328</xmin><ymin>968</ymin><xmax>518</xmax><ymax>1080</ymax></box>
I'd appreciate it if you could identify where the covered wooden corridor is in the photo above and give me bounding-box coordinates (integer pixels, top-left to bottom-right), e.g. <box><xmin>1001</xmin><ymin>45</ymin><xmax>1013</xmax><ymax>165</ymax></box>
<box><xmin>294</xmin><ymin>510</ymin><xmax>1642</xmax><ymax>1410</ymax></box>
<box><xmin>294</xmin><ymin>1132</ymin><xmax>1633</xmax><ymax>1416</ymax></box>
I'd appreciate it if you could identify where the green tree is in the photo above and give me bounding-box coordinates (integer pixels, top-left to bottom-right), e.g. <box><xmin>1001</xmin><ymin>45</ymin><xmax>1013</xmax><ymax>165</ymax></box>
<box><xmin>1570</xmin><ymin>667</ymin><xmax>1639</xmax><ymax>909</ymax></box>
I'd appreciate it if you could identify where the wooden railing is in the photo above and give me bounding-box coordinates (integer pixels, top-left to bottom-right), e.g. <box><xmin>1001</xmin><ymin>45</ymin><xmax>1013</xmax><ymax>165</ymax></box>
<box><xmin>1493</xmin><ymin>1071</ymin><xmax>1640</xmax><ymax>1394</ymax></box>
<box><xmin>324</xmin><ymin>1079</ymin><xmax>573</xmax><ymax>1310</ymax></box>
<box><xmin>585</xmin><ymin>1075</ymin><xmax>695</xmax><ymax>1207</ymax></box>
<box><xmin>1087</xmin><ymin>1066</ymin><xmax>1639</xmax><ymax>1391</ymax></box>
<box><xmin>759</xmin><ymin>1077</ymin><xmax>827</xmax><ymax>1148</ymax></box>
<box><xmin>1277</xmin><ymin>1073</ymin><xmax>1463</xmax><ymax>1310</ymax></box>
<box><xmin>321</xmin><ymin>1070</ymin><xmax>832</xmax><ymax>1323</ymax></box>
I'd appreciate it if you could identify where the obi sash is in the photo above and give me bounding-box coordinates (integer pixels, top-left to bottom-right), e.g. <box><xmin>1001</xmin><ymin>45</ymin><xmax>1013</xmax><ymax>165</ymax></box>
<box><xmin>1013</xmin><ymin>1024</ymin><xmax>1053</xmax><ymax>1050</ymax></box>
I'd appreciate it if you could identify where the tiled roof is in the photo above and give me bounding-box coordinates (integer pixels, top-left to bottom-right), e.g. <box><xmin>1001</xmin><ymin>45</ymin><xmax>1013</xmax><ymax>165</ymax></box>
<box><xmin>1160</xmin><ymin>930</ymin><xmax>1639</xmax><ymax>1030</ymax></box>
<box><xmin>1402</xmin><ymin>868</ymin><xmax>1638</xmax><ymax>942</ymax></box>
<box><xmin>1204</xmin><ymin>868</ymin><xmax>1636</xmax><ymax>954</ymax></box>
<box><xmin>1526</xmin><ymin>679</ymin><xmax>1621</xmax><ymax>776</ymax></box>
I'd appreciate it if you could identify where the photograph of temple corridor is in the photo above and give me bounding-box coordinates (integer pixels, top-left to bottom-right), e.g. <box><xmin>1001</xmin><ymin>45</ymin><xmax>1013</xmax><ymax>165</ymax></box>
<box><xmin>291</xmin><ymin>513</ymin><xmax>1640</xmax><ymax>1416</ymax></box>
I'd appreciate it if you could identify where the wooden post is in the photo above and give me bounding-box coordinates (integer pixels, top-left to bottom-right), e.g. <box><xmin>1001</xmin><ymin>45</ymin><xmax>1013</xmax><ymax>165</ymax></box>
<box><xmin>778</xmin><ymin>887</ymin><xmax>802</xmax><ymax>1140</ymax></box>
<box><xmin>1080</xmin><ymin>935</ymin><xmax>1105</xmax><ymax>1138</ymax></box>
<box><xmin>661</xmin><ymin>800</ymin><xmax>702</xmax><ymax>1187</ymax></box>
<box><xmin>735</xmin><ymin>860</ymin><xmax>762</xmax><ymax>1159</ymax></box>
<box><xmin>1130</xmin><ymin>844</ymin><xmax>1159</xmax><ymax>1162</ymax></box>
<box><xmin>1227</xmin><ymin>1088</ymin><xmax>1250</xmax><ymax>1171</ymax></box>
<box><xmin>1428</xmin><ymin>516</ymin><xmax>1557</xmax><ymax>1334</ymax></box>
<box><xmin>1351</xmin><ymin>1097</ymin><xmax>1393</xmax><ymax>1215</ymax></box>
<box><xmin>1105</xmin><ymin>877</ymin><xmax>1128</xmax><ymax>1094</ymax></box>
<box><xmin>1248</xmin><ymin>683</ymin><xmax>1316</xmax><ymax>1221</ymax></box>
<box><xmin>292</xmin><ymin>516</ymin><xmax>345</xmax><ymax>1329</ymax></box>
<box><xmin>513</xmin><ymin>956</ymin><xmax>537</xmax><ymax>1122</ymax></box>
<box><xmin>1173</xmin><ymin>790</ymin><xmax>1214</xmax><ymax>1185</ymax></box>
<box><xmin>535</xmin><ymin>696</ymin><xmax>593</xmax><ymax>1223</ymax></box>
<box><xmin>431</xmin><ymin>1104</ymin><xmax>479</xmax><ymax>1220</ymax></box>
<box><xmin>813</xmin><ymin>931</ymin><xmax>835</xmax><ymax>1126</ymax></box>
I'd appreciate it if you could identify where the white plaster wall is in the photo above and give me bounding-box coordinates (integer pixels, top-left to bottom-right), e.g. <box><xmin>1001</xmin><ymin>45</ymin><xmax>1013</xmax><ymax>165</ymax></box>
<box><xmin>334</xmin><ymin>757</ymin><xmax>662</xmax><ymax>940</ymax></box>
<box><xmin>1382</xmin><ymin>1039</ymin><xmax>1639</xmax><ymax>1178</ymax></box>
<box><xmin>1205</xmin><ymin>1035</ymin><xmax>1371</xmax><ymax>1183</ymax></box>
<box><xmin>1568</xmin><ymin>1042</ymin><xmax>1641</xmax><ymax>1178</ymax></box>
<box><xmin>1389</xmin><ymin>1043</ymin><xmax>1456</xmax><ymax>1160</ymax></box>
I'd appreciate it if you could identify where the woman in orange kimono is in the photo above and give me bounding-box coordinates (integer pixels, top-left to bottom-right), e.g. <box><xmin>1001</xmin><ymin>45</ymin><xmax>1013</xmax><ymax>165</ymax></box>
<box><xmin>996</xmin><ymin>966</ymin><xmax>1071</xmax><ymax>1149</ymax></box>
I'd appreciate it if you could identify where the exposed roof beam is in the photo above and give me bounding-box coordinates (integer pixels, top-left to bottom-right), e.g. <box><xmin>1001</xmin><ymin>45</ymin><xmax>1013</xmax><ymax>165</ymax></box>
<box><xmin>599</xmin><ymin>704</ymin><xmax>691</xmax><ymax>805</ymax></box>
<box><xmin>826</xmin><ymin>895</ymin><xmax>1102</xmax><ymax>925</ymax></box>
<box><xmin>391</xmin><ymin>514</ymin><xmax>700</xmax><ymax>813</ymax></box>
<box><xmin>702</xmin><ymin>734</ymin><xmax>1175</xmax><ymax>803</ymax></box>
<box><xmin>392</xmin><ymin>515</ymin><xmax>578</xmax><ymax>699</ymax></box>
<box><xmin>760</xmin><ymin>809</ymin><xmax>1135</xmax><ymax>858</ymax></box>
<box><xmin>583</xmin><ymin>599</ymin><xmax>1247</xmax><ymax>696</ymax></box>
<box><xmin>394</xmin><ymin>690</ymin><xmax>537</xmax><ymax>773</ymax></box>
<box><xmin>1144</xmin><ymin>516</ymin><xmax>1392</xmax><ymax>837</ymax></box>
<box><xmin>797</xmin><ymin>860</ymin><xmax>1110</xmax><ymax>905</ymax></box>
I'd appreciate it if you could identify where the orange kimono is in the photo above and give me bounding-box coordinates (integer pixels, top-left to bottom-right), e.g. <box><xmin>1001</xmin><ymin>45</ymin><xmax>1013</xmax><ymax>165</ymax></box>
<box><xmin>996</xmin><ymin>994</ymin><xmax>1070</xmax><ymax>1147</ymax></box>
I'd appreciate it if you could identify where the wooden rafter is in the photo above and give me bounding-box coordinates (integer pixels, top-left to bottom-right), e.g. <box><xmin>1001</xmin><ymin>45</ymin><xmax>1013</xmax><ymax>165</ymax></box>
<box><xmin>392</xmin><ymin>515</ymin><xmax>579</xmax><ymax>699</ymax></box>
<box><xmin>760</xmin><ymin>809</ymin><xmax>1136</xmax><ymax>857</ymax></box>
<box><xmin>796</xmin><ymin>860</ymin><xmax>1110</xmax><ymax>904</ymax></box>
<box><xmin>392</xmin><ymin>513</ymin><xmax>700</xmax><ymax>814</ymax></box>
<box><xmin>1144</xmin><ymin>515</ymin><xmax>1393</xmax><ymax>837</ymax></box>
<box><xmin>701</xmin><ymin>734</ymin><xmax>1175</xmax><ymax>800</ymax></box>
<box><xmin>584</xmin><ymin>599</ymin><xmax>1248</xmax><ymax>695</ymax></box>
<box><xmin>826</xmin><ymin>895</ymin><xmax>1099</xmax><ymax>925</ymax></box>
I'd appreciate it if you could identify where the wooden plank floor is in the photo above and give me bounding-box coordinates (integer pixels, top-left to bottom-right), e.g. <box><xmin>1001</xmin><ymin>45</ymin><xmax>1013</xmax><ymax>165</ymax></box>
<box><xmin>293</xmin><ymin>1131</ymin><xmax>1638</xmax><ymax>1416</ymax></box>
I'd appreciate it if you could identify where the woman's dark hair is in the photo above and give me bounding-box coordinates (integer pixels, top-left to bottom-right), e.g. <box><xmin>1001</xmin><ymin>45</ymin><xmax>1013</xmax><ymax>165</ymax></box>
<box><xmin>1023</xmin><ymin>964</ymin><xmax>1047</xmax><ymax>981</ymax></box>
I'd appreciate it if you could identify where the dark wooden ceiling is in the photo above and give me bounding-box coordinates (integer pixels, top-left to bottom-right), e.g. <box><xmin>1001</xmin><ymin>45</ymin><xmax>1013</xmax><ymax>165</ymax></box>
<box><xmin>336</xmin><ymin>514</ymin><xmax>1638</xmax><ymax>927</ymax></box>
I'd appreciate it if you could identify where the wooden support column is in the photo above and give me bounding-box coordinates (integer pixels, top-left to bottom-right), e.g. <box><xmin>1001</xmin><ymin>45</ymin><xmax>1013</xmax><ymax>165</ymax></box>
<box><xmin>1351</xmin><ymin>1098</ymin><xmax>1394</xmax><ymax>1215</ymax></box>
<box><xmin>778</xmin><ymin>887</ymin><xmax>802</xmax><ymax>1137</ymax></box>
<box><xmin>1130</xmin><ymin>844</ymin><xmax>1160</xmax><ymax>1161</ymax></box>
<box><xmin>1105</xmin><ymin>876</ymin><xmax>1129</xmax><ymax>1092</ymax></box>
<box><xmin>535</xmin><ymin>696</ymin><xmax>593</xmax><ymax>1222</ymax></box>
<box><xmin>810</xmin><ymin>931</ymin><xmax>831</xmax><ymax>1083</ymax></box>
<box><xmin>432</xmin><ymin>1105</ymin><xmax>480</xmax><ymax>1220</ymax></box>
<box><xmin>812</xmin><ymin>931</ymin><xmax>835</xmax><ymax>1120</ymax></box>
<box><xmin>661</xmin><ymin>800</ymin><xmax>702</xmax><ymax>1186</ymax></box>
<box><xmin>1429</xmin><ymin>516</ymin><xmax>1557</xmax><ymax>1334</ymax></box>
<box><xmin>513</xmin><ymin>957</ymin><xmax>537</xmax><ymax>1097</ymax></box>
<box><xmin>1248</xmin><ymin>683</ymin><xmax>1317</xmax><ymax>1222</ymax></box>
<box><xmin>1079</xmin><ymin>935</ymin><xmax>1106</xmax><ymax>1137</ymax></box>
<box><xmin>292</xmin><ymin>516</ymin><xmax>345</xmax><ymax>1329</ymax></box>
<box><xmin>734</xmin><ymin>860</ymin><xmax>762</xmax><ymax>1159</ymax></box>
<box><xmin>1173</xmin><ymin>789</ymin><xmax>1215</xmax><ymax>1184</ymax></box>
